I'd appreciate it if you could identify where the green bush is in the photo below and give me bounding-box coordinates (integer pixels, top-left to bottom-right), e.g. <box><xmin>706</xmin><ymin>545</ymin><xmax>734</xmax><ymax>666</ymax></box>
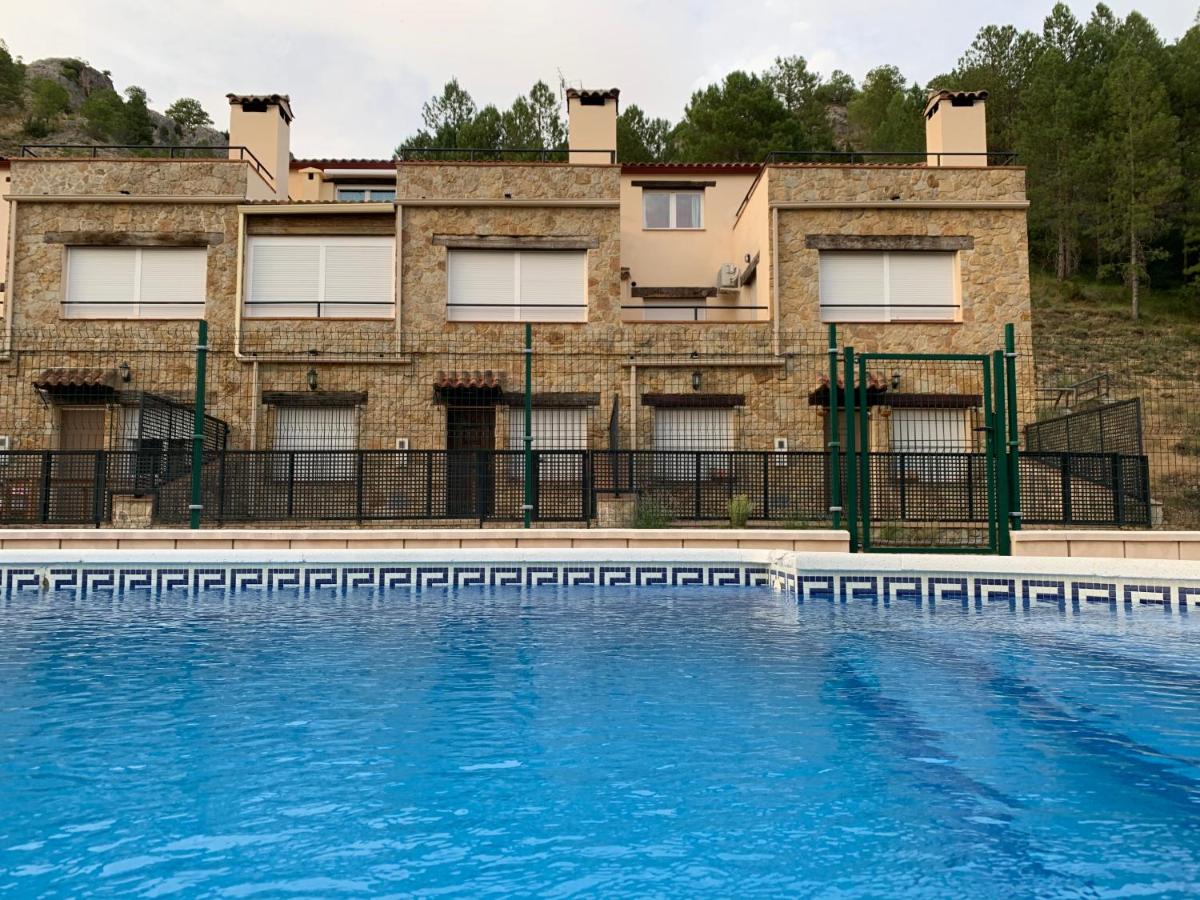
<box><xmin>0</xmin><ymin>40</ymin><xmax>25</xmax><ymax>112</ymax></box>
<box><xmin>59</xmin><ymin>58</ymin><xmax>86</xmax><ymax>83</ymax></box>
<box><xmin>728</xmin><ymin>493</ymin><xmax>754</xmax><ymax>528</ymax></box>
<box><xmin>80</xmin><ymin>87</ymin><xmax>124</xmax><ymax>139</ymax></box>
<box><xmin>28</xmin><ymin>77</ymin><xmax>69</xmax><ymax>121</ymax></box>
<box><xmin>633</xmin><ymin>496</ymin><xmax>672</xmax><ymax>529</ymax></box>
<box><xmin>21</xmin><ymin>116</ymin><xmax>51</xmax><ymax>139</ymax></box>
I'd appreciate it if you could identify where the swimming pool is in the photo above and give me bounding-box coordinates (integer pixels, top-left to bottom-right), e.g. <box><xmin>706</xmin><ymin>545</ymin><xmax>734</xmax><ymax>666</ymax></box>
<box><xmin>1</xmin><ymin>583</ymin><xmax>1198</xmax><ymax>896</ymax></box>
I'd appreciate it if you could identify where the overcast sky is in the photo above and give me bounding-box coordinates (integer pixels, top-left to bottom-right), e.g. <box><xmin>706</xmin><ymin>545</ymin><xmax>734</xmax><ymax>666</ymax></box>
<box><xmin>5</xmin><ymin>0</ymin><xmax>1195</xmax><ymax>159</ymax></box>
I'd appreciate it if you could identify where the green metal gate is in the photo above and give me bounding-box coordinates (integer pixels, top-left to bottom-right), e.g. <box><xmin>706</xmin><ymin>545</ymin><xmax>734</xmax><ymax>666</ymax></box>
<box><xmin>830</xmin><ymin>330</ymin><xmax>1020</xmax><ymax>554</ymax></box>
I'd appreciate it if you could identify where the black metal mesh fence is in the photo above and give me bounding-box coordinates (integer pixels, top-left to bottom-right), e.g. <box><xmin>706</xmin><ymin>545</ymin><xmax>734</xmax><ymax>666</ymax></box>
<box><xmin>1015</xmin><ymin>335</ymin><xmax>1199</xmax><ymax>529</ymax></box>
<box><xmin>0</xmin><ymin>323</ymin><xmax>1188</xmax><ymax>531</ymax></box>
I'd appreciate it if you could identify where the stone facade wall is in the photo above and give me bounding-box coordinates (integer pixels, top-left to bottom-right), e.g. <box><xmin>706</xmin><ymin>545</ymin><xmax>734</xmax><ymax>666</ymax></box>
<box><xmin>400</xmin><ymin>205</ymin><xmax>621</xmax><ymax>333</ymax></box>
<box><xmin>767</xmin><ymin>164</ymin><xmax>1026</xmax><ymax>205</ymax></box>
<box><xmin>10</xmin><ymin>160</ymin><xmax>251</xmax><ymax>197</ymax></box>
<box><xmin>396</xmin><ymin>162</ymin><xmax>619</xmax><ymax>201</ymax></box>
<box><xmin>10</xmin><ymin>201</ymin><xmax>240</xmax><ymax>331</ymax></box>
<box><xmin>0</xmin><ymin>159</ymin><xmax>1035</xmax><ymax>490</ymax></box>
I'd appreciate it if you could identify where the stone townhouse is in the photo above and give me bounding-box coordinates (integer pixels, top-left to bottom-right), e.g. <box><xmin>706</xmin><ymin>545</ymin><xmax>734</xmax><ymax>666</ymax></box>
<box><xmin>0</xmin><ymin>86</ymin><xmax>1031</xmax><ymax>523</ymax></box>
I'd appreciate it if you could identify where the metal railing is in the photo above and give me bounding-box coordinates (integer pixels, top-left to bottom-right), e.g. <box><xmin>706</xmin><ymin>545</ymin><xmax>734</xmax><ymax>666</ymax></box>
<box><xmin>1035</xmin><ymin>373</ymin><xmax>1113</xmax><ymax>410</ymax></box>
<box><xmin>1025</xmin><ymin>398</ymin><xmax>1142</xmax><ymax>456</ymax></box>
<box><xmin>763</xmin><ymin>150</ymin><xmax>1018</xmax><ymax>166</ymax></box>
<box><xmin>396</xmin><ymin>147</ymin><xmax>616</xmax><ymax>163</ymax></box>
<box><xmin>18</xmin><ymin>143</ymin><xmax>275</xmax><ymax>191</ymax></box>
<box><xmin>0</xmin><ymin>447</ymin><xmax>1151</xmax><ymax>529</ymax></box>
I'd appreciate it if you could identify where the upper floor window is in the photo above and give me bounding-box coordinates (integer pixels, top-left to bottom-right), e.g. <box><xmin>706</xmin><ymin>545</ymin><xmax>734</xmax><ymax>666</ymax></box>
<box><xmin>643</xmin><ymin>190</ymin><xmax>703</xmax><ymax>230</ymax></box>
<box><xmin>64</xmin><ymin>247</ymin><xmax>206</xmax><ymax>319</ymax></box>
<box><xmin>447</xmin><ymin>249</ymin><xmax>587</xmax><ymax>323</ymax></box>
<box><xmin>818</xmin><ymin>251</ymin><xmax>959</xmax><ymax>323</ymax></box>
<box><xmin>336</xmin><ymin>186</ymin><xmax>396</xmax><ymax>202</ymax></box>
<box><xmin>244</xmin><ymin>236</ymin><xmax>394</xmax><ymax>319</ymax></box>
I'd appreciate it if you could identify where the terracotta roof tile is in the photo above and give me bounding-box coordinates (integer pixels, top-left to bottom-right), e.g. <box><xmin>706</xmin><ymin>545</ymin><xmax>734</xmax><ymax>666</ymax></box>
<box><xmin>34</xmin><ymin>367</ymin><xmax>118</xmax><ymax>389</ymax></box>
<box><xmin>924</xmin><ymin>89</ymin><xmax>989</xmax><ymax>117</ymax></box>
<box><xmin>434</xmin><ymin>370</ymin><xmax>506</xmax><ymax>390</ymax></box>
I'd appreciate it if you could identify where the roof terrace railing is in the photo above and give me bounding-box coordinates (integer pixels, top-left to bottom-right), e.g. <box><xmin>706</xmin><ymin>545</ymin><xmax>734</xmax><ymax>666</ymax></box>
<box><xmin>397</xmin><ymin>146</ymin><xmax>616</xmax><ymax>163</ymax></box>
<box><xmin>18</xmin><ymin>143</ymin><xmax>275</xmax><ymax>189</ymax></box>
<box><xmin>763</xmin><ymin>150</ymin><xmax>1018</xmax><ymax>165</ymax></box>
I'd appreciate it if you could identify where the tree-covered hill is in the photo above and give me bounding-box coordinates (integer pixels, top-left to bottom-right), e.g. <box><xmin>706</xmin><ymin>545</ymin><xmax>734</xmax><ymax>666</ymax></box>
<box><xmin>0</xmin><ymin>45</ymin><xmax>223</xmax><ymax>158</ymax></box>
<box><xmin>397</xmin><ymin>4</ymin><xmax>1199</xmax><ymax>314</ymax></box>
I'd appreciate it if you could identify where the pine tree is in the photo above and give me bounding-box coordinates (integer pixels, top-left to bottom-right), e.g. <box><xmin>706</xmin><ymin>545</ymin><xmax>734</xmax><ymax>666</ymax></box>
<box><xmin>616</xmin><ymin>104</ymin><xmax>672</xmax><ymax>162</ymax></box>
<box><xmin>1102</xmin><ymin>12</ymin><xmax>1182</xmax><ymax>319</ymax></box>
<box><xmin>1017</xmin><ymin>4</ymin><xmax>1085</xmax><ymax>279</ymax></box>
<box><xmin>1167</xmin><ymin>18</ymin><xmax>1200</xmax><ymax>291</ymax></box>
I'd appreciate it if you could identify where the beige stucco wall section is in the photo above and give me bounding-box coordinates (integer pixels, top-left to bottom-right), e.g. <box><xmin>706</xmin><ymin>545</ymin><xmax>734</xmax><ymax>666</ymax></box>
<box><xmin>228</xmin><ymin>103</ymin><xmax>289</xmax><ymax>199</ymax></box>
<box><xmin>287</xmin><ymin>168</ymin><xmax>338</xmax><ymax>202</ymax></box>
<box><xmin>567</xmin><ymin>94</ymin><xmax>617</xmax><ymax>164</ymax></box>
<box><xmin>730</xmin><ymin>170</ymin><xmax>770</xmax><ymax>321</ymax></box>
<box><xmin>767</xmin><ymin>165</ymin><xmax>1032</xmax><ymax>354</ymax></box>
<box><xmin>926</xmin><ymin>101</ymin><xmax>988</xmax><ymax>167</ymax></box>
<box><xmin>620</xmin><ymin>173</ymin><xmax>756</xmax><ymax>291</ymax></box>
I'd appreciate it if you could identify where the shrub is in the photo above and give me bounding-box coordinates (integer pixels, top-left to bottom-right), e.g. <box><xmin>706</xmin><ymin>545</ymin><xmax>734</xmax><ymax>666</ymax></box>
<box><xmin>28</xmin><ymin>77</ymin><xmax>70</xmax><ymax>121</ymax></box>
<box><xmin>728</xmin><ymin>493</ymin><xmax>754</xmax><ymax>528</ymax></box>
<box><xmin>80</xmin><ymin>87</ymin><xmax>124</xmax><ymax>139</ymax></box>
<box><xmin>0</xmin><ymin>40</ymin><xmax>25</xmax><ymax>112</ymax></box>
<box><xmin>59</xmin><ymin>58</ymin><xmax>86</xmax><ymax>83</ymax></box>
<box><xmin>165</xmin><ymin>97</ymin><xmax>213</xmax><ymax>130</ymax></box>
<box><xmin>21</xmin><ymin>116</ymin><xmax>51</xmax><ymax>139</ymax></box>
<box><xmin>633</xmin><ymin>496</ymin><xmax>672</xmax><ymax>529</ymax></box>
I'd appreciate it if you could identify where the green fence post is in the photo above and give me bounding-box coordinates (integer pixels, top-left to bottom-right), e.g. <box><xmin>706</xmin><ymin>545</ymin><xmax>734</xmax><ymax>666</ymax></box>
<box><xmin>982</xmin><ymin>359</ymin><xmax>997</xmax><ymax>554</ymax></box>
<box><xmin>189</xmin><ymin>319</ymin><xmax>208</xmax><ymax>530</ymax></box>
<box><xmin>1004</xmin><ymin>323</ymin><xmax>1022</xmax><ymax>534</ymax></box>
<box><xmin>826</xmin><ymin>325</ymin><xmax>842</xmax><ymax>531</ymax></box>
<box><xmin>992</xmin><ymin>350</ymin><xmax>1011</xmax><ymax>555</ymax></box>
<box><xmin>857</xmin><ymin>355</ymin><xmax>871</xmax><ymax>551</ymax></box>
<box><xmin>843</xmin><ymin>347</ymin><xmax>858</xmax><ymax>552</ymax></box>
<box><xmin>523</xmin><ymin>323</ymin><xmax>533</xmax><ymax>529</ymax></box>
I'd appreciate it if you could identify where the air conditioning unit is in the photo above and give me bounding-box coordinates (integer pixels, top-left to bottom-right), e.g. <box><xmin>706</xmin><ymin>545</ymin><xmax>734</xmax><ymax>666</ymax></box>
<box><xmin>718</xmin><ymin>263</ymin><xmax>740</xmax><ymax>291</ymax></box>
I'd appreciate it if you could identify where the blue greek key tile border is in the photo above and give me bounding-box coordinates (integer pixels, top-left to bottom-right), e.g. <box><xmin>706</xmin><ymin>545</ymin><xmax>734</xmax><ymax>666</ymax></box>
<box><xmin>767</xmin><ymin>566</ymin><xmax>1200</xmax><ymax>614</ymax></box>
<box><xmin>0</xmin><ymin>562</ymin><xmax>771</xmax><ymax>599</ymax></box>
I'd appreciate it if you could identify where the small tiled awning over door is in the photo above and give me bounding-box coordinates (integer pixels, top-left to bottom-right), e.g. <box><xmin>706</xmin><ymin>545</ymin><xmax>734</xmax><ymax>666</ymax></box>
<box><xmin>434</xmin><ymin>370</ymin><xmax>506</xmax><ymax>390</ymax></box>
<box><xmin>33</xmin><ymin>368</ymin><xmax>119</xmax><ymax>390</ymax></box>
<box><xmin>33</xmin><ymin>368</ymin><xmax>120</xmax><ymax>402</ymax></box>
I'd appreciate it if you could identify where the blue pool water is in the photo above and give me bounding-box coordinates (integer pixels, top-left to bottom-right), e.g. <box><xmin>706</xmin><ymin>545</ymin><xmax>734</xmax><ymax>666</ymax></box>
<box><xmin>1</xmin><ymin>588</ymin><xmax>1198</xmax><ymax>898</ymax></box>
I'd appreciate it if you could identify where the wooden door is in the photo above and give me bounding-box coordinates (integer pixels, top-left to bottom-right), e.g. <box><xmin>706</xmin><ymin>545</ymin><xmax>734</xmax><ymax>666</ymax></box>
<box><xmin>53</xmin><ymin>408</ymin><xmax>106</xmax><ymax>522</ymax></box>
<box><xmin>446</xmin><ymin>406</ymin><xmax>495</xmax><ymax>518</ymax></box>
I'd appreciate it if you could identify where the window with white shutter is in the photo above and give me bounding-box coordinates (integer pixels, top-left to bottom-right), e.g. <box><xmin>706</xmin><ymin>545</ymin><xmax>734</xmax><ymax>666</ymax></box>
<box><xmin>447</xmin><ymin>250</ymin><xmax>587</xmax><ymax>322</ymax></box>
<box><xmin>507</xmin><ymin>407</ymin><xmax>588</xmax><ymax>479</ymax></box>
<box><xmin>245</xmin><ymin>236</ymin><xmax>394</xmax><ymax>319</ymax></box>
<box><xmin>819</xmin><ymin>251</ymin><xmax>958</xmax><ymax>323</ymax></box>
<box><xmin>273</xmin><ymin>406</ymin><xmax>358</xmax><ymax>480</ymax></box>
<box><xmin>889</xmin><ymin>407</ymin><xmax>970</xmax><ymax>483</ymax></box>
<box><xmin>651</xmin><ymin>407</ymin><xmax>733</xmax><ymax>479</ymax></box>
<box><xmin>64</xmin><ymin>247</ymin><xmax>206</xmax><ymax>319</ymax></box>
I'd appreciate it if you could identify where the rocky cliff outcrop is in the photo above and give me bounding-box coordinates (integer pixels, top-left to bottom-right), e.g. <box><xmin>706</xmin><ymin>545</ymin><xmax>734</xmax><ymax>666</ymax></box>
<box><xmin>1</xmin><ymin>57</ymin><xmax>225</xmax><ymax>156</ymax></box>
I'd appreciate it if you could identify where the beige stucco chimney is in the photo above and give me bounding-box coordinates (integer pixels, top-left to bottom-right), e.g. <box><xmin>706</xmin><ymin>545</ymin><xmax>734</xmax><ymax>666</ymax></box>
<box><xmin>924</xmin><ymin>90</ymin><xmax>988</xmax><ymax>167</ymax></box>
<box><xmin>566</xmin><ymin>88</ymin><xmax>619</xmax><ymax>164</ymax></box>
<box><xmin>227</xmin><ymin>93</ymin><xmax>293</xmax><ymax>199</ymax></box>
